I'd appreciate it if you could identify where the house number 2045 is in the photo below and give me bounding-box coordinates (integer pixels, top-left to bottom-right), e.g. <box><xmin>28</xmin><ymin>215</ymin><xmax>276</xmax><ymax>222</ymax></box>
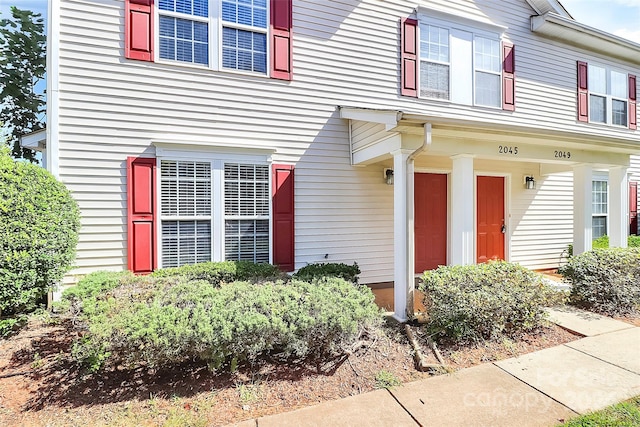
<box><xmin>498</xmin><ymin>145</ymin><xmax>519</xmax><ymax>155</ymax></box>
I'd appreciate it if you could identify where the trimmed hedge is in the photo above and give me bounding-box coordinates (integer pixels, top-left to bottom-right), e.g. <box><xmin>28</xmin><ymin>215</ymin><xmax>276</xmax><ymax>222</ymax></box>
<box><xmin>150</xmin><ymin>261</ymin><xmax>287</xmax><ymax>285</ymax></box>
<box><xmin>419</xmin><ymin>261</ymin><xmax>556</xmax><ymax>344</ymax></box>
<box><xmin>568</xmin><ymin>235</ymin><xmax>640</xmax><ymax>256</ymax></box>
<box><xmin>560</xmin><ymin>248</ymin><xmax>640</xmax><ymax>316</ymax></box>
<box><xmin>293</xmin><ymin>262</ymin><xmax>360</xmax><ymax>284</ymax></box>
<box><xmin>63</xmin><ymin>271</ymin><xmax>381</xmax><ymax>372</ymax></box>
<box><xmin>0</xmin><ymin>149</ymin><xmax>80</xmax><ymax>315</ymax></box>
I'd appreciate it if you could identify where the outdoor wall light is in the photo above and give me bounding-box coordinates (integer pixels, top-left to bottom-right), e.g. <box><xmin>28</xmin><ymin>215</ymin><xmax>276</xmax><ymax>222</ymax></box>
<box><xmin>384</xmin><ymin>168</ymin><xmax>394</xmax><ymax>185</ymax></box>
<box><xmin>525</xmin><ymin>175</ymin><xmax>536</xmax><ymax>190</ymax></box>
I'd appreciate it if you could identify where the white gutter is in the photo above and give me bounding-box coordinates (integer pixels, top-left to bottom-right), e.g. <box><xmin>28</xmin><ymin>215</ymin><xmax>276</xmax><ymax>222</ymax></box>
<box><xmin>46</xmin><ymin>0</ymin><xmax>60</xmax><ymax>177</ymax></box>
<box><xmin>531</xmin><ymin>12</ymin><xmax>640</xmax><ymax>65</ymax></box>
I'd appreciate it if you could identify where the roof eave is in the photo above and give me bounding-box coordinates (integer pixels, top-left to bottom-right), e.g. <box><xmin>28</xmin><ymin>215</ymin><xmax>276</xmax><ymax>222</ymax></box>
<box><xmin>531</xmin><ymin>12</ymin><xmax>640</xmax><ymax>65</ymax></box>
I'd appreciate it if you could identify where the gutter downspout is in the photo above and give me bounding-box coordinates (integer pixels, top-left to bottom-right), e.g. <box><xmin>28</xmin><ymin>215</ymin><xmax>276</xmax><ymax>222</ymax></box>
<box><xmin>403</xmin><ymin>122</ymin><xmax>432</xmax><ymax>320</ymax></box>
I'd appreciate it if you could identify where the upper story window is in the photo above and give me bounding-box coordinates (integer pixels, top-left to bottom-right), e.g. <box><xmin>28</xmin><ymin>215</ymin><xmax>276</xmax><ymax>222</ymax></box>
<box><xmin>420</xmin><ymin>25</ymin><xmax>450</xmax><ymax>99</ymax></box>
<box><xmin>474</xmin><ymin>36</ymin><xmax>501</xmax><ymax>108</ymax></box>
<box><xmin>411</xmin><ymin>17</ymin><xmax>511</xmax><ymax>109</ymax></box>
<box><xmin>588</xmin><ymin>64</ymin><xmax>627</xmax><ymax>127</ymax></box>
<box><xmin>577</xmin><ymin>61</ymin><xmax>636</xmax><ymax>129</ymax></box>
<box><xmin>157</xmin><ymin>0</ymin><xmax>268</xmax><ymax>73</ymax></box>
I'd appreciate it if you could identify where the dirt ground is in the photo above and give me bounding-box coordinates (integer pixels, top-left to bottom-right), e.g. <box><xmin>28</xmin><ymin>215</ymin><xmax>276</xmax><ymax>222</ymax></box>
<box><xmin>0</xmin><ymin>314</ymin><xmax>580</xmax><ymax>427</ymax></box>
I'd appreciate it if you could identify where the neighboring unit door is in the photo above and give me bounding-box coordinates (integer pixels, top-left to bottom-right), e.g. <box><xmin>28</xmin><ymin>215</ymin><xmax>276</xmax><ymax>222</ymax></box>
<box><xmin>631</xmin><ymin>182</ymin><xmax>638</xmax><ymax>236</ymax></box>
<box><xmin>477</xmin><ymin>176</ymin><xmax>505</xmax><ymax>263</ymax></box>
<box><xmin>415</xmin><ymin>173</ymin><xmax>447</xmax><ymax>273</ymax></box>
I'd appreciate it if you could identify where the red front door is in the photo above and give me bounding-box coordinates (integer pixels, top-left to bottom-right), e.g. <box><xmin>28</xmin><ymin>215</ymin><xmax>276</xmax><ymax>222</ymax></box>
<box><xmin>415</xmin><ymin>173</ymin><xmax>447</xmax><ymax>272</ymax></box>
<box><xmin>477</xmin><ymin>176</ymin><xmax>505</xmax><ymax>263</ymax></box>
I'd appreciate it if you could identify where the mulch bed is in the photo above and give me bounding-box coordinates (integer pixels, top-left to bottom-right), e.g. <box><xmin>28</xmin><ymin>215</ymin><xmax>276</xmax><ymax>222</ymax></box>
<box><xmin>0</xmin><ymin>316</ymin><xmax>580</xmax><ymax>427</ymax></box>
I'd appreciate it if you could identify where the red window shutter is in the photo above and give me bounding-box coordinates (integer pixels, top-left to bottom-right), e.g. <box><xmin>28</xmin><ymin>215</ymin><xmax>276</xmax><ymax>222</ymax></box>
<box><xmin>127</xmin><ymin>157</ymin><xmax>157</xmax><ymax>274</ymax></box>
<box><xmin>400</xmin><ymin>18</ymin><xmax>418</xmax><ymax>97</ymax></box>
<box><xmin>270</xmin><ymin>0</ymin><xmax>293</xmax><ymax>81</ymax></box>
<box><xmin>502</xmin><ymin>42</ymin><xmax>515</xmax><ymax>111</ymax></box>
<box><xmin>272</xmin><ymin>164</ymin><xmax>295</xmax><ymax>271</ymax></box>
<box><xmin>577</xmin><ymin>61</ymin><xmax>589</xmax><ymax>122</ymax></box>
<box><xmin>631</xmin><ymin>182</ymin><xmax>638</xmax><ymax>235</ymax></box>
<box><xmin>125</xmin><ymin>0</ymin><xmax>154</xmax><ymax>61</ymax></box>
<box><xmin>629</xmin><ymin>74</ymin><xmax>637</xmax><ymax>130</ymax></box>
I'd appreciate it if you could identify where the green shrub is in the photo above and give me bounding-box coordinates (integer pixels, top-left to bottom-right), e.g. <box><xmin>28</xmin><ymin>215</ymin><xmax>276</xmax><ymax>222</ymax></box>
<box><xmin>629</xmin><ymin>235</ymin><xmax>640</xmax><ymax>247</ymax></box>
<box><xmin>0</xmin><ymin>148</ymin><xmax>80</xmax><ymax>316</ymax></box>
<box><xmin>419</xmin><ymin>261</ymin><xmax>556</xmax><ymax>344</ymax></box>
<box><xmin>293</xmin><ymin>262</ymin><xmax>361</xmax><ymax>284</ymax></box>
<box><xmin>592</xmin><ymin>235</ymin><xmax>609</xmax><ymax>249</ymax></box>
<box><xmin>66</xmin><ymin>276</ymin><xmax>381</xmax><ymax>371</ymax></box>
<box><xmin>151</xmin><ymin>261</ymin><xmax>286</xmax><ymax>286</ymax></box>
<box><xmin>559</xmin><ymin>248</ymin><xmax>640</xmax><ymax>316</ymax></box>
<box><xmin>0</xmin><ymin>315</ymin><xmax>27</xmax><ymax>339</ymax></box>
<box><xmin>569</xmin><ymin>236</ymin><xmax>640</xmax><ymax>255</ymax></box>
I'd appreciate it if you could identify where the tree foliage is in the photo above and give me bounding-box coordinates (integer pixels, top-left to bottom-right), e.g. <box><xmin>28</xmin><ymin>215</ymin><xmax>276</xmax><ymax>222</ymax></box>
<box><xmin>0</xmin><ymin>7</ymin><xmax>46</xmax><ymax>161</ymax></box>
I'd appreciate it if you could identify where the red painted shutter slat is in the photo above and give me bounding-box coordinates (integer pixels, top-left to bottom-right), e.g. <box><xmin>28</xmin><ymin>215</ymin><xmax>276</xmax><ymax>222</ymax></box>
<box><xmin>125</xmin><ymin>0</ymin><xmax>154</xmax><ymax>61</ymax></box>
<box><xmin>400</xmin><ymin>18</ymin><xmax>418</xmax><ymax>97</ymax></box>
<box><xmin>577</xmin><ymin>61</ymin><xmax>589</xmax><ymax>122</ymax></box>
<box><xmin>270</xmin><ymin>0</ymin><xmax>293</xmax><ymax>81</ymax></box>
<box><xmin>272</xmin><ymin>164</ymin><xmax>294</xmax><ymax>271</ymax></box>
<box><xmin>127</xmin><ymin>157</ymin><xmax>157</xmax><ymax>274</ymax></box>
<box><xmin>502</xmin><ymin>42</ymin><xmax>515</xmax><ymax>111</ymax></box>
<box><xmin>630</xmin><ymin>74</ymin><xmax>637</xmax><ymax>130</ymax></box>
<box><xmin>631</xmin><ymin>182</ymin><xmax>638</xmax><ymax>235</ymax></box>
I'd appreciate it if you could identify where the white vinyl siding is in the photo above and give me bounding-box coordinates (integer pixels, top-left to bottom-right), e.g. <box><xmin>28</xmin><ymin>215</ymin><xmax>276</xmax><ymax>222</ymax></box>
<box><xmin>53</xmin><ymin>0</ymin><xmax>640</xmax><ymax>286</ymax></box>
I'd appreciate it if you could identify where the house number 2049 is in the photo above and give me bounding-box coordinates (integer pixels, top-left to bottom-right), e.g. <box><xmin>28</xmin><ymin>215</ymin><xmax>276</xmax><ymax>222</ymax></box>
<box><xmin>498</xmin><ymin>145</ymin><xmax>519</xmax><ymax>155</ymax></box>
<box><xmin>554</xmin><ymin>150</ymin><xmax>571</xmax><ymax>159</ymax></box>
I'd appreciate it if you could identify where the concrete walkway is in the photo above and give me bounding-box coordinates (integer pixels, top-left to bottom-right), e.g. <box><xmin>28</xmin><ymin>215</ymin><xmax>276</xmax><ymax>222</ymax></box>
<box><xmin>229</xmin><ymin>309</ymin><xmax>640</xmax><ymax>427</ymax></box>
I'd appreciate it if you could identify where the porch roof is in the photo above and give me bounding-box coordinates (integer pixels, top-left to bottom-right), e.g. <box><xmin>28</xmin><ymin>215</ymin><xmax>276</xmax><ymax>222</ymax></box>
<box><xmin>339</xmin><ymin>107</ymin><xmax>640</xmax><ymax>167</ymax></box>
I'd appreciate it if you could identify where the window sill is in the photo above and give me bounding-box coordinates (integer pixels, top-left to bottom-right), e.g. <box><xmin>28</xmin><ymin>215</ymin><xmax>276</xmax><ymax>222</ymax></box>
<box><xmin>153</xmin><ymin>58</ymin><xmax>270</xmax><ymax>79</ymax></box>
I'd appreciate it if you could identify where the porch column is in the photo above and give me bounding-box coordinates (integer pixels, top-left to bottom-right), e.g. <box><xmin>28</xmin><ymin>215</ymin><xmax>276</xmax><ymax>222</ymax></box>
<box><xmin>573</xmin><ymin>164</ymin><xmax>593</xmax><ymax>255</ymax></box>
<box><xmin>392</xmin><ymin>149</ymin><xmax>413</xmax><ymax>322</ymax></box>
<box><xmin>609</xmin><ymin>166</ymin><xmax>629</xmax><ymax>248</ymax></box>
<box><xmin>450</xmin><ymin>155</ymin><xmax>475</xmax><ymax>265</ymax></box>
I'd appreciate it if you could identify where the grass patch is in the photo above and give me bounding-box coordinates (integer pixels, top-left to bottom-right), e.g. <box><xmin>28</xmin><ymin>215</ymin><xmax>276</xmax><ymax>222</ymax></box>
<box><xmin>374</xmin><ymin>370</ymin><xmax>401</xmax><ymax>389</ymax></box>
<box><xmin>557</xmin><ymin>395</ymin><xmax>640</xmax><ymax>426</ymax></box>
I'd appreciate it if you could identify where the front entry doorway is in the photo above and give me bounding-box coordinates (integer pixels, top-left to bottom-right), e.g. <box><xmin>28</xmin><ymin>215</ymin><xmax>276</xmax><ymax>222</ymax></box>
<box><xmin>415</xmin><ymin>173</ymin><xmax>447</xmax><ymax>273</ymax></box>
<box><xmin>476</xmin><ymin>175</ymin><xmax>505</xmax><ymax>263</ymax></box>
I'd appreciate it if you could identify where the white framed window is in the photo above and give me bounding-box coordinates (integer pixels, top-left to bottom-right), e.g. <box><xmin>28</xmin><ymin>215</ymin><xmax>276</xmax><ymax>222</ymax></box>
<box><xmin>592</xmin><ymin>179</ymin><xmax>608</xmax><ymax>239</ymax></box>
<box><xmin>420</xmin><ymin>24</ymin><xmax>450</xmax><ymax>99</ymax></box>
<box><xmin>159</xmin><ymin>157</ymin><xmax>270</xmax><ymax>268</ymax></box>
<box><xmin>223</xmin><ymin>163</ymin><xmax>270</xmax><ymax>263</ymax></box>
<box><xmin>588</xmin><ymin>64</ymin><xmax>628</xmax><ymax>127</ymax></box>
<box><xmin>157</xmin><ymin>0</ymin><xmax>268</xmax><ymax>73</ymax></box>
<box><xmin>474</xmin><ymin>36</ymin><xmax>501</xmax><ymax>108</ymax></box>
<box><xmin>418</xmin><ymin>18</ymin><xmax>502</xmax><ymax>107</ymax></box>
